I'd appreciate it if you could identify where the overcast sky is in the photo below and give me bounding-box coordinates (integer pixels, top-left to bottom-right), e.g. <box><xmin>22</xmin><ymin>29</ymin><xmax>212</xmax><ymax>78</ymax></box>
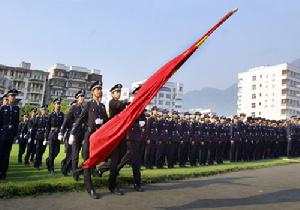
<box><xmin>1</xmin><ymin>0</ymin><xmax>299</xmax><ymax>92</ymax></box>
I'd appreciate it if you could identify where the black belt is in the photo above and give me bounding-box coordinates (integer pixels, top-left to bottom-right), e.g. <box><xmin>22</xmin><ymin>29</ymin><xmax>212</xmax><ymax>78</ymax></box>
<box><xmin>2</xmin><ymin>125</ymin><xmax>14</xmax><ymax>129</ymax></box>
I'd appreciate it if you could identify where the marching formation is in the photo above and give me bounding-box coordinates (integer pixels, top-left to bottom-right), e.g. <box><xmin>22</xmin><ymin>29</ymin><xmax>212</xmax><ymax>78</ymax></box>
<box><xmin>1</xmin><ymin>82</ymin><xmax>300</xmax><ymax>199</ymax></box>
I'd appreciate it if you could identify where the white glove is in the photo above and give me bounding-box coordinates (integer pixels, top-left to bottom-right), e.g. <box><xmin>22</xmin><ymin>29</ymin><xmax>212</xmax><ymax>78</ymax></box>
<box><xmin>139</xmin><ymin>121</ymin><xmax>146</xmax><ymax>127</ymax></box>
<box><xmin>43</xmin><ymin>140</ymin><xmax>47</xmax><ymax>146</ymax></box>
<box><xmin>28</xmin><ymin>138</ymin><xmax>31</xmax><ymax>144</ymax></box>
<box><xmin>34</xmin><ymin>140</ymin><xmax>36</xmax><ymax>144</ymax></box>
<box><xmin>16</xmin><ymin>140</ymin><xmax>19</xmax><ymax>144</ymax></box>
<box><xmin>58</xmin><ymin>133</ymin><xmax>63</xmax><ymax>141</ymax></box>
<box><xmin>68</xmin><ymin>134</ymin><xmax>75</xmax><ymax>145</ymax></box>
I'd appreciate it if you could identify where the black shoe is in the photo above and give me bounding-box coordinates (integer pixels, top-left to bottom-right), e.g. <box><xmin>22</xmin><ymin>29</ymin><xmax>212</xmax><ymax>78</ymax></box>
<box><xmin>46</xmin><ymin>158</ymin><xmax>50</xmax><ymax>172</ymax></box>
<box><xmin>110</xmin><ymin>187</ymin><xmax>124</xmax><ymax>196</ymax></box>
<box><xmin>0</xmin><ymin>173</ymin><xmax>6</xmax><ymax>180</ymax></box>
<box><xmin>73</xmin><ymin>173</ymin><xmax>79</xmax><ymax>181</ymax></box>
<box><xmin>89</xmin><ymin>190</ymin><xmax>100</xmax><ymax>199</ymax></box>
<box><xmin>134</xmin><ymin>185</ymin><xmax>144</xmax><ymax>192</ymax></box>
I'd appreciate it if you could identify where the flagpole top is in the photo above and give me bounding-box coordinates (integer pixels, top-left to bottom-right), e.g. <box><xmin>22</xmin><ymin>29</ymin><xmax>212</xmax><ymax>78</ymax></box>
<box><xmin>232</xmin><ymin>8</ymin><xmax>238</xmax><ymax>13</ymax></box>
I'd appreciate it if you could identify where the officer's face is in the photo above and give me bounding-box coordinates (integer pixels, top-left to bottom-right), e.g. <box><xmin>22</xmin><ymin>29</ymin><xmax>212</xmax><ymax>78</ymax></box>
<box><xmin>23</xmin><ymin>115</ymin><xmax>27</xmax><ymax>122</ymax></box>
<box><xmin>173</xmin><ymin>114</ymin><xmax>178</xmax><ymax>119</ymax></box>
<box><xmin>111</xmin><ymin>90</ymin><xmax>121</xmax><ymax>100</ymax></box>
<box><xmin>195</xmin><ymin>115</ymin><xmax>200</xmax><ymax>120</ymax></box>
<box><xmin>77</xmin><ymin>95</ymin><xmax>85</xmax><ymax>104</ymax></box>
<box><xmin>152</xmin><ymin>110</ymin><xmax>157</xmax><ymax>116</ymax></box>
<box><xmin>8</xmin><ymin>95</ymin><xmax>16</xmax><ymax>104</ymax></box>
<box><xmin>93</xmin><ymin>87</ymin><xmax>102</xmax><ymax>99</ymax></box>
<box><xmin>55</xmin><ymin>102</ymin><xmax>61</xmax><ymax>111</ymax></box>
<box><xmin>163</xmin><ymin>113</ymin><xmax>168</xmax><ymax>119</ymax></box>
<box><xmin>184</xmin><ymin>115</ymin><xmax>190</xmax><ymax>120</ymax></box>
<box><xmin>31</xmin><ymin>112</ymin><xmax>36</xmax><ymax>118</ymax></box>
<box><xmin>41</xmin><ymin>109</ymin><xmax>47</xmax><ymax>116</ymax></box>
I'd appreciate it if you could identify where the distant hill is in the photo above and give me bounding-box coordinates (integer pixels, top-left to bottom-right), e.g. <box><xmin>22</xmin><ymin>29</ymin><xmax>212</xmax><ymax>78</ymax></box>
<box><xmin>290</xmin><ymin>58</ymin><xmax>300</xmax><ymax>68</ymax></box>
<box><xmin>183</xmin><ymin>83</ymin><xmax>237</xmax><ymax>116</ymax></box>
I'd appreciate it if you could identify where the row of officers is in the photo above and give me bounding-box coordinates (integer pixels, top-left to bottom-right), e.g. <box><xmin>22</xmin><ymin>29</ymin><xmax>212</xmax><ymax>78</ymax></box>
<box><xmin>1</xmin><ymin>83</ymin><xmax>300</xmax><ymax>199</ymax></box>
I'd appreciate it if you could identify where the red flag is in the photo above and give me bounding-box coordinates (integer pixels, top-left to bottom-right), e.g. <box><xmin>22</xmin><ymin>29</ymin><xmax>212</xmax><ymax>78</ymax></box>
<box><xmin>83</xmin><ymin>8</ymin><xmax>238</xmax><ymax>168</ymax></box>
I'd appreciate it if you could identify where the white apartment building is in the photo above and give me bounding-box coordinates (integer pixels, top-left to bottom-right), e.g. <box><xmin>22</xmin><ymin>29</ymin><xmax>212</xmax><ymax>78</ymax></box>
<box><xmin>132</xmin><ymin>80</ymin><xmax>184</xmax><ymax>113</ymax></box>
<box><xmin>47</xmin><ymin>63</ymin><xmax>102</xmax><ymax>104</ymax></box>
<box><xmin>0</xmin><ymin>62</ymin><xmax>48</xmax><ymax>106</ymax></box>
<box><xmin>237</xmin><ymin>63</ymin><xmax>300</xmax><ymax>120</ymax></box>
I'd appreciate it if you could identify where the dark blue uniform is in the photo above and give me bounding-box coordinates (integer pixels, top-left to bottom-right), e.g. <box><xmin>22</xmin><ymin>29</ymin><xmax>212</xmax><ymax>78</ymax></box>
<box><xmin>156</xmin><ymin>118</ymin><xmax>169</xmax><ymax>168</ymax></box>
<box><xmin>71</xmin><ymin>99</ymin><xmax>108</xmax><ymax>193</ymax></box>
<box><xmin>60</xmin><ymin>104</ymin><xmax>85</xmax><ymax>177</ymax></box>
<box><xmin>24</xmin><ymin>116</ymin><xmax>37</xmax><ymax>165</ymax></box>
<box><xmin>179</xmin><ymin>120</ymin><xmax>192</xmax><ymax>167</ymax></box>
<box><xmin>167</xmin><ymin>119</ymin><xmax>181</xmax><ymax>168</ymax></box>
<box><xmin>17</xmin><ymin>121</ymin><xmax>28</xmax><ymax>163</ymax></box>
<box><xmin>45</xmin><ymin>111</ymin><xmax>64</xmax><ymax>173</ymax></box>
<box><xmin>144</xmin><ymin>116</ymin><xmax>159</xmax><ymax>168</ymax></box>
<box><xmin>34</xmin><ymin>114</ymin><xmax>49</xmax><ymax>168</ymax></box>
<box><xmin>190</xmin><ymin>120</ymin><xmax>201</xmax><ymax>166</ymax></box>
<box><xmin>0</xmin><ymin>104</ymin><xmax>19</xmax><ymax>179</ymax></box>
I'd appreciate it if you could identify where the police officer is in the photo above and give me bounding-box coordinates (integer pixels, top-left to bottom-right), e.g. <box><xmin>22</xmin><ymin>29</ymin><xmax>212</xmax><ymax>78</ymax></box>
<box><xmin>190</xmin><ymin>112</ymin><xmax>201</xmax><ymax>166</ymax></box>
<box><xmin>179</xmin><ymin>112</ymin><xmax>192</xmax><ymax>167</ymax></box>
<box><xmin>145</xmin><ymin>106</ymin><xmax>159</xmax><ymax>169</ymax></box>
<box><xmin>97</xmin><ymin>84</ymin><xmax>129</xmax><ymax>177</ymax></box>
<box><xmin>59</xmin><ymin>90</ymin><xmax>86</xmax><ymax>178</ymax></box>
<box><xmin>70</xmin><ymin>81</ymin><xmax>108</xmax><ymax>199</ymax></box>
<box><xmin>45</xmin><ymin>97</ymin><xmax>64</xmax><ymax>175</ymax></box>
<box><xmin>286</xmin><ymin>116</ymin><xmax>297</xmax><ymax>158</ymax></box>
<box><xmin>0</xmin><ymin>89</ymin><xmax>19</xmax><ymax>180</ymax></box>
<box><xmin>167</xmin><ymin>111</ymin><xmax>181</xmax><ymax>168</ymax></box>
<box><xmin>24</xmin><ymin>107</ymin><xmax>38</xmax><ymax>166</ymax></box>
<box><xmin>156</xmin><ymin>109</ymin><xmax>169</xmax><ymax>168</ymax></box>
<box><xmin>17</xmin><ymin>114</ymin><xmax>29</xmax><ymax>163</ymax></box>
<box><xmin>200</xmin><ymin>114</ymin><xmax>210</xmax><ymax>165</ymax></box>
<box><xmin>34</xmin><ymin>105</ymin><xmax>49</xmax><ymax>169</ymax></box>
<box><xmin>117</xmin><ymin>86</ymin><xmax>145</xmax><ymax>192</ymax></box>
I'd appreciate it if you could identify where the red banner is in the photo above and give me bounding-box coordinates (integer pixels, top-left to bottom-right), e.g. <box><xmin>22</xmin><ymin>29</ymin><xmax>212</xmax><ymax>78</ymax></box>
<box><xmin>83</xmin><ymin>8</ymin><xmax>238</xmax><ymax>168</ymax></box>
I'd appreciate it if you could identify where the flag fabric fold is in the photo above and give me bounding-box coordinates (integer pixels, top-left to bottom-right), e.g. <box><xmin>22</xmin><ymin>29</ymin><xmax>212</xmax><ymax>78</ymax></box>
<box><xmin>83</xmin><ymin>8</ymin><xmax>238</xmax><ymax>169</ymax></box>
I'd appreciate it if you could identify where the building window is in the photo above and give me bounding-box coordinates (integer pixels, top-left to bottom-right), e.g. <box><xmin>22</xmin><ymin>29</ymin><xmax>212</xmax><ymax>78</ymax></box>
<box><xmin>252</xmin><ymin>76</ymin><xmax>256</xmax><ymax>81</ymax></box>
<box><xmin>259</xmin><ymin>93</ymin><xmax>262</xmax><ymax>97</ymax></box>
<box><xmin>158</xmin><ymin>100</ymin><xmax>163</xmax><ymax>105</ymax></box>
<box><xmin>251</xmin><ymin>112</ymin><xmax>255</xmax><ymax>117</ymax></box>
<box><xmin>166</xmin><ymin>94</ymin><xmax>171</xmax><ymax>99</ymax></box>
<box><xmin>259</xmin><ymin>84</ymin><xmax>262</xmax><ymax>88</ymax></box>
<box><xmin>252</xmin><ymin>85</ymin><xmax>256</xmax><ymax>90</ymax></box>
<box><xmin>259</xmin><ymin>102</ymin><xmax>261</xmax><ymax>106</ymax></box>
<box><xmin>159</xmin><ymin>93</ymin><xmax>164</xmax><ymax>98</ymax></box>
<box><xmin>282</xmin><ymin>70</ymin><xmax>287</xmax><ymax>75</ymax></box>
<box><xmin>252</xmin><ymin>94</ymin><xmax>256</xmax><ymax>99</ymax></box>
<box><xmin>251</xmin><ymin>103</ymin><xmax>256</xmax><ymax>108</ymax></box>
<box><xmin>165</xmin><ymin>102</ymin><xmax>170</xmax><ymax>106</ymax></box>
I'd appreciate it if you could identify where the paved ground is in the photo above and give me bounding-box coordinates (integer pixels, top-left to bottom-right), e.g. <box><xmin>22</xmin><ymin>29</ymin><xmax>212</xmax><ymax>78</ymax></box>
<box><xmin>1</xmin><ymin>164</ymin><xmax>300</xmax><ymax>210</ymax></box>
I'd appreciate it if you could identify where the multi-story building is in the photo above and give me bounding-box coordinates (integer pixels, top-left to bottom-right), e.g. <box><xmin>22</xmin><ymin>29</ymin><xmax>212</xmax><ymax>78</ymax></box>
<box><xmin>0</xmin><ymin>62</ymin><xmax>48</xmax><ymax>106</ymax></box>
<box><xmin>237</xmin><ymin>63</ymin><xmax>300</xmax><ymax>120</ymax></box>
<box><xmin>46</xmin><ymin>63</ymin><xmax>102</xmax><ymax>104</ymax></box>
<box><xmin>131</xmin><ymin>80</ymin><xmax>184</xmax><ymax>113</ymax></box>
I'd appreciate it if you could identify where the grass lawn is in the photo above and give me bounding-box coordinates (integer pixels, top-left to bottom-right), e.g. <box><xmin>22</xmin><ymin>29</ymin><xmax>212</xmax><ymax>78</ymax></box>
<box><xmin>0</xmin><ymin>144</ymin><xmax>299</xmax><ymax>198</ymax></box>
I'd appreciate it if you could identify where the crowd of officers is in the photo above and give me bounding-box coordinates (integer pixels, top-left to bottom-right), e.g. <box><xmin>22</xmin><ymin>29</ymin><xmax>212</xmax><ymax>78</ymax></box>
<box><xmin>1</xmin><ymin>82</ymin><xmax>300</xmax><ymax>199</ymax></box>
